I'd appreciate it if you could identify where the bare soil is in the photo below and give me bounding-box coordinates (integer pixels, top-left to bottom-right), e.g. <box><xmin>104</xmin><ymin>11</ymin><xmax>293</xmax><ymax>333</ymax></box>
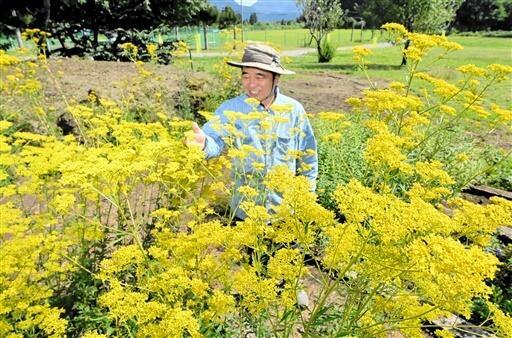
<box><xmin>281</xmin><ymin>72</ymin><xmax>385</xmax><ymax>113</ymax></box>
<box><xmin>43</xmin><ymin>57</ymin><xmax>181</xmax><ymax>105</ymax></box>
<box><xmin>43</xmin><ymin>57</ymin><xmax>375</xmax><ymax>113</ymax></box>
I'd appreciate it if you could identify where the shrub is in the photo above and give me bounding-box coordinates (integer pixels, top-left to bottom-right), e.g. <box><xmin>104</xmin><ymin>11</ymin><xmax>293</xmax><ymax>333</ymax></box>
<box><xmin>318</xmin><ymin>34</ymin><xmax>336</xmax><ymax>63</ymax></box>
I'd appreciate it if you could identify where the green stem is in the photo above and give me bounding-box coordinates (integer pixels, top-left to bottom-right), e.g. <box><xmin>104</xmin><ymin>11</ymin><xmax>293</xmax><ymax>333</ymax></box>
<box><xmin>412</xmin><ymin>75</ymin><xmax>498</xmax><ymax>154</ymax></box>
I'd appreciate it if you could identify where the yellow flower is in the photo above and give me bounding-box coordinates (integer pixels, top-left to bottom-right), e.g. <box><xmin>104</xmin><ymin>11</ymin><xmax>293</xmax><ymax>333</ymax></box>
<box><xmin>415</xmin><ymin>160</ymin><xmax>454</xmax><ymax>185</ymax></box>
<box><xmin>345</xmin><ymin>97</ymin><xmax>362</xmax><ymax>107</ymax></box>
<box><xmin>458</xmin><ymin>64</ymin><xmax>487</xmax><ymax>77</ymax></box>
<box><xmin>491</xmin><ymin>104</ymin><xmax>512</xmax><ymax>122</ymax></box>
<box><xmin>267</xmin><ymin>248</ymin><xmax>303</xmax><ymax>281</ymax></box>
<box><xmin>455</xmin><ymin>153</ymin><xmax>469</xmax><ymax>162</ymax></box>
<box><xmin>0</xmin><ymin>50</ymin><xmax>19</xmax><ymax>66</ymax></box>
<box><xmin>238</xmin><ymin>185</ymin><xmax>259</xmax><ymax>198</ymax></box>
<box><xmin>119</xmin><ymin>42</ymin><xmax>138</xmax><ymax>59</ymax></box>
<box><xmin>0</xmin><ymin>120</ymin><xmax>13</xmax><ymax>132</ymax></box>
<box><xmin>389</xmin><ymin>81</ymin><xmax>406</xmax><ymax>92</ymax></box>
<box><xmin>322</xmin><ymin>132</ymin><xmax>342</xmax><ymax>142</ymax></box>
<box><xmin>487</xmin><ymin>63</ymin><xmax>512</xmax><ymax>76</ymax></box>
<box><xmin>407</xmin><ymin>235</ymin><xmax>498</xmax><ymax>317</ymax></box>
<box><xmin>487</xmin><ymin>302</ymin><xmax>512</xmax><ymax>338</ymax></box>
<box><xmin>317</xmin><ymin>111</ymin><xmax>345</xmax><ymax>120</ymax></box>
<box><xmin>146</xmin><ymin>43</ymin><xmax>158</xmax><ymax>58</ymax></box>
<box><xmin>245</xmin><ymin>97</ymin><xmax>260</xmax><ymax>106</ymax></box>
<box><xmin>439</xmin><ymin>104</ymin><xmax>457</xmax><ymax>116</ymax></box>
<box><xmin>353</xmin><ymin>46</ymin><xmax>372</xmax><ymax>62</ymax></box>
<box><xmin>269</xmin><ymin>103</ymin><xmax>293</xmax><ymax>114</ymax></box>
<box><xmin>381</xmin><ymin>23</ymin><xmax>408</xmax><ymax>36</ymax></box>
<box><xmin>364</xmin><ymin>123</ymin><xmax>413</xmax><ymax>173</ymax></box>
<box><xmin>206</xmin><ymin>289</ymin><xmax>235</xmax><ymax>320</ymax></box>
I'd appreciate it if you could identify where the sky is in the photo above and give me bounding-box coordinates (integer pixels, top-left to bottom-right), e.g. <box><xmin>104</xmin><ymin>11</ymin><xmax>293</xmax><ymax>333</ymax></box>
<box><xmin>209</xmin><ymin>0</ymin><xmax>300</xmax><ymax>21</ymax></box>
<box><xmin>232</xmin><ymin>0</ymin><xmax>259</xmax><ymax>6</ymax></box>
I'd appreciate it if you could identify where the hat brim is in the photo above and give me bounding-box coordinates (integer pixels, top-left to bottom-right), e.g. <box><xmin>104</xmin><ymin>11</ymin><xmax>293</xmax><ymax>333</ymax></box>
<box><xmin>227</xmin><ymin>61</ymin><xmax>295</xmax><ymax>75</ymax></box>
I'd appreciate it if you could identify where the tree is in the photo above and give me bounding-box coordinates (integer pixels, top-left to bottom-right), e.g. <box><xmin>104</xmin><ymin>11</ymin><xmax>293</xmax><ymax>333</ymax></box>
<box><xmin>249</xmin><ymin>12</ymin><xmax>258</xmax><ymax>25</ymax></box>
<box><xmin>344</xmin><ymin>0</ymin><xmax>463</xmax><ymax>33</ymax></box>
<box><xmin>454</xmin><ymin>0</ymin><xmax>512</xmax><ymax>31</ymax></box>
<box><xmin>195</xmin><ymin>4</ymin><xmax>218</xmax><ymax>50</ymax></box>
<box><xmin>297</xmin><ymin>0</ymin><xmax>345</xmax><ymax>63</ymax></box>
<box><xmin>343</xmin><ymin>0</ymin><xmax>464</xmax><ymax>65</ymax></box>
<box><xmin>0</xmin><ymin>0</ymin><xmax>208</xmax><ymax>59</ymax></box>
<box><xmin>218</xmin><ymin>6</ymin><xmax>240</xmax><ymax>40</ymax></box>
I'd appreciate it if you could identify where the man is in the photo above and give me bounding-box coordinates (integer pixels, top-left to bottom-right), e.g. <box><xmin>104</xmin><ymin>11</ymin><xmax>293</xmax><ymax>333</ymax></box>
<box><xmin>187</xmin><ymin>44</ymin><xmax>318</xmax><ymax>220</ymax></box>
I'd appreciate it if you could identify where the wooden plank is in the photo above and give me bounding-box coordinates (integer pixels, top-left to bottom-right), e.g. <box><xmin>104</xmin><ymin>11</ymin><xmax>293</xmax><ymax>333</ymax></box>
<box><xmin>498</xmin><ymin>226</ymin><xmax>512</xmax><ymax>242</ymax></box>
<box><xmin>464</xmin><ymin>185</ymin><xmax>512</xmax><ymax>201</ymax></box>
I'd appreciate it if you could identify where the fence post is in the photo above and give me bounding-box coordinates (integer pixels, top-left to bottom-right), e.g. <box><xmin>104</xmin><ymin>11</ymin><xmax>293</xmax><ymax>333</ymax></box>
<box><xmin>188</xmin><ymin>49</ymin><xmax>193</xmax><ymax>70</ymax></box>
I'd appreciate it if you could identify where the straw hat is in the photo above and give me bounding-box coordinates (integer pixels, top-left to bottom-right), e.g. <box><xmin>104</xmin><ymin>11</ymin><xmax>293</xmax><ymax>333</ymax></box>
<box><xmin>227</xmin><ymin>44</ymin><xmax>295</xmax><ymax>75</ymax></box>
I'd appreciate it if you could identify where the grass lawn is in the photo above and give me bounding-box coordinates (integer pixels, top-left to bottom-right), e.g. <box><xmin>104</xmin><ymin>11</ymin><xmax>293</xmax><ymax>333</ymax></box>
<box><xmin>188</xmin><ymin>36</ymin><xmax>510</xmax><ymax>106</ymax></box>
<box><xmin>289</xmin><ymin>36</ymin><xmax>511</xmax><ymax>107</ymax></box>
<box><xmin>181</xmin><ymin>28</ymin><xmax>379</xmax><ymax>51</ymax></box>
<box><xmin>243</xmin><ymin>28</ymin><xmax>378</xmax><ymax>49</ymax></box>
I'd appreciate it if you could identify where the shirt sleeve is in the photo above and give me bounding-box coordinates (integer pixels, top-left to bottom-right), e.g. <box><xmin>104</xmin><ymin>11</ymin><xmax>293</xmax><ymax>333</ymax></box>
<box><xmin>201</xmin><ymin>107</ymin><xmax>227</xmax><ymax>160</ymax></box>
<box><xmin>296</xmin><ymin>109</ymin><xmax>318</xmax><ymax>191</ymax></box>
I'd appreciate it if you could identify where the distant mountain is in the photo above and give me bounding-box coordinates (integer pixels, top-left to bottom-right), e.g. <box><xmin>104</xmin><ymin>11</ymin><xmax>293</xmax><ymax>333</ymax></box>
<box><xmin>209</xmin><ymin>0</ymin><xmax>300</xmax><ymax>22</ymax></box>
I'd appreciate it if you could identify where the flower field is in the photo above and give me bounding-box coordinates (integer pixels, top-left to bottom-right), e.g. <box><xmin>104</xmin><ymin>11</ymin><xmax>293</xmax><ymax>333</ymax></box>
<box><xmin>1</xmin><ymin>25</ymin><xmax>511</xmax><ymax>337</ymax></box>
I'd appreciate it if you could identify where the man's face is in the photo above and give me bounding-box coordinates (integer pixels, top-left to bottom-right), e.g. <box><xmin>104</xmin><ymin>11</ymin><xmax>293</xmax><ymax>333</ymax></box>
<box><xmin>241</xmin><ymin>67</ymin><xmax>278</xmax><ymax>103</ymax></box>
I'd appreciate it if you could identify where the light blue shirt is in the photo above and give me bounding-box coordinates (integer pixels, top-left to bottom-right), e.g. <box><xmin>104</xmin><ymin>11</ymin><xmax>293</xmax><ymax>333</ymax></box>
<box><xmin>202</xmin><ymin>89</ymin><xmax>318</xmax><ymax>220</ymax></box>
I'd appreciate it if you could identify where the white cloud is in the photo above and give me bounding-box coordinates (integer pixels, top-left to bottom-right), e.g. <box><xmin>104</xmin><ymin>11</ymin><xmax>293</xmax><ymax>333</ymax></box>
<box><xmin>233</xmin><ymin>0</ymin><xmax>259</xmax><ymax>6</ymax></box>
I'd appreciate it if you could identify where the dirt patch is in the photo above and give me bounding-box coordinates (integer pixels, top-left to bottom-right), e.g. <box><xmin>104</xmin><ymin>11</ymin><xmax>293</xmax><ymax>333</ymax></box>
<box><xmin>281</xmin><ymin>72</ymin><xmax>385</xmax><ymax>113</ymax></box>
<box><xmin>39</xmin><ymin>58</ymin><xmax>373</xmax><ymax>114</ymax></box>
<box><xmin>40</xmin><ymin>57</ymin><xmax>182</xmax><ymax>108</ymax></box>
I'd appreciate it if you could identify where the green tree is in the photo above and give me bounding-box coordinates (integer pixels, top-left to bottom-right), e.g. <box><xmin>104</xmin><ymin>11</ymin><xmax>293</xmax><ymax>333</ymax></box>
<box><xmin>0</xmin><ymin>0</ymin><xmax>208</xmax><ymax>59</ymax></box>
<box><xmin>454</xmin><ymin>0</ymin><xmax>512</xmax><ymax>31</ymax></box>
<box><xmin>195</xmin><ymin>4</ymin><xmax>218</xmax><ymax>50</ymax></box>
<box><xmin>297</xmin><ymin>0</ymin><xmax>345</xmax><ymax>63</ymax></box>
<box><xmin>218</xmin><ymin>6</ymin><xmax>241</xmax><ymax>40</ymax></box>
<box><xmin>345</xmin><ymin>0</ymin><xmax>464</xmax><ymax>65</ymax></box>
<box><xmin>344</xmin><ymin>0</ymin><xmax>464</xmax><ymax>33</ymax></box>
<box><xmin>249</xmin><ymin>12</ymin><xmax>258</xmax><ymax>25</ymax></box>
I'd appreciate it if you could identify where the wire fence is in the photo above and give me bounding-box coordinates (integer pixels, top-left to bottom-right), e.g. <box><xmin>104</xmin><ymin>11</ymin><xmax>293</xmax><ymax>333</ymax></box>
<box><xmin>173</xmin><ymin>26</ymin><xmax>378</xmax><ymax>51</ymax></box>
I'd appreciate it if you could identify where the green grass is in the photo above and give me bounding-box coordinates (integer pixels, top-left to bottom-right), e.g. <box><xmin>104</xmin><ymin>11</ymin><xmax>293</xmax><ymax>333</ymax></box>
<box><xmin>243</xmin><ymin>28</ymin><xmax>378</xmax><ymax>49</ymax></box>
<box><xmin>180</xmin><ymin>28</ymin><xmax>380</xmax><ymax>51</ymax></box>
<box><xmin>285</xmin><ymin>36</ymin><xmax>512</xmax><ymax>107</ymax></box>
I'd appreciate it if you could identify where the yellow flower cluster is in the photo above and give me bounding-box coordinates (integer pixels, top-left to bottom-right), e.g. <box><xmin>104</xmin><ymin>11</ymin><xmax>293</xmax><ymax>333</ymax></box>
<box><xmin>360</xmin><ymin>89</ymin><xmax>423</xmax><ymax>118</ymax></box>
<box><xmin>415</xmin><ymin>72</ymin><xmax>460</xmax><ymax>99</ymax></box>
<box><xmin>381</xmin><ymin>23</ymin><xmax>462</xmax><ymax>63</ymax></box>
<box><xmin>332</xmin><ymin>179</ymin><xmax>512</xmax><ymax>328</ymax></box>
<box><xmin>352</xmin><ymin>46</ymin><xmax>373</xmax><ymax>63</ymax></box>
<box><xmin>119</xmin><ymin>42</ymin><xmax>138</xmax><ymax>59</ymax></box>
<box><xmin>363</xmin><ymin>120</ymin><xmax>413</xmax><ymax>173</ymax></box>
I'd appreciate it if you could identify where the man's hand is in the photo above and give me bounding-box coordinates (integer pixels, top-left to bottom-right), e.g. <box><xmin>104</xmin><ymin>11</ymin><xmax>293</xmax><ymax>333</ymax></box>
<box><xmin>185</xmin><ymin>122</ymin><xmax>206</xmax><ymax>150</ymax></box>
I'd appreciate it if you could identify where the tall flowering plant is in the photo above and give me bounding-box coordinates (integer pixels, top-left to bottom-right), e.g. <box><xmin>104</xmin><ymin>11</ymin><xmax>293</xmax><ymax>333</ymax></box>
<box><xmin>1</xmin><ymin>25</ymin><xmax>512</xmax><ymax>337</ymax></box>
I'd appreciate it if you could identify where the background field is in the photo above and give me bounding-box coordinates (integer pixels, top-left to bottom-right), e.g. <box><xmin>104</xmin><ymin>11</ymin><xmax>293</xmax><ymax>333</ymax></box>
<box><xmin>186</xmin><ymin>35</ymin><xmax>512</xmax><ymax>107</ymax></box>
<box><xmin>79</xmin><ymin>27</ymin><xmax>379</xmax><ymax>52</ymax></box>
